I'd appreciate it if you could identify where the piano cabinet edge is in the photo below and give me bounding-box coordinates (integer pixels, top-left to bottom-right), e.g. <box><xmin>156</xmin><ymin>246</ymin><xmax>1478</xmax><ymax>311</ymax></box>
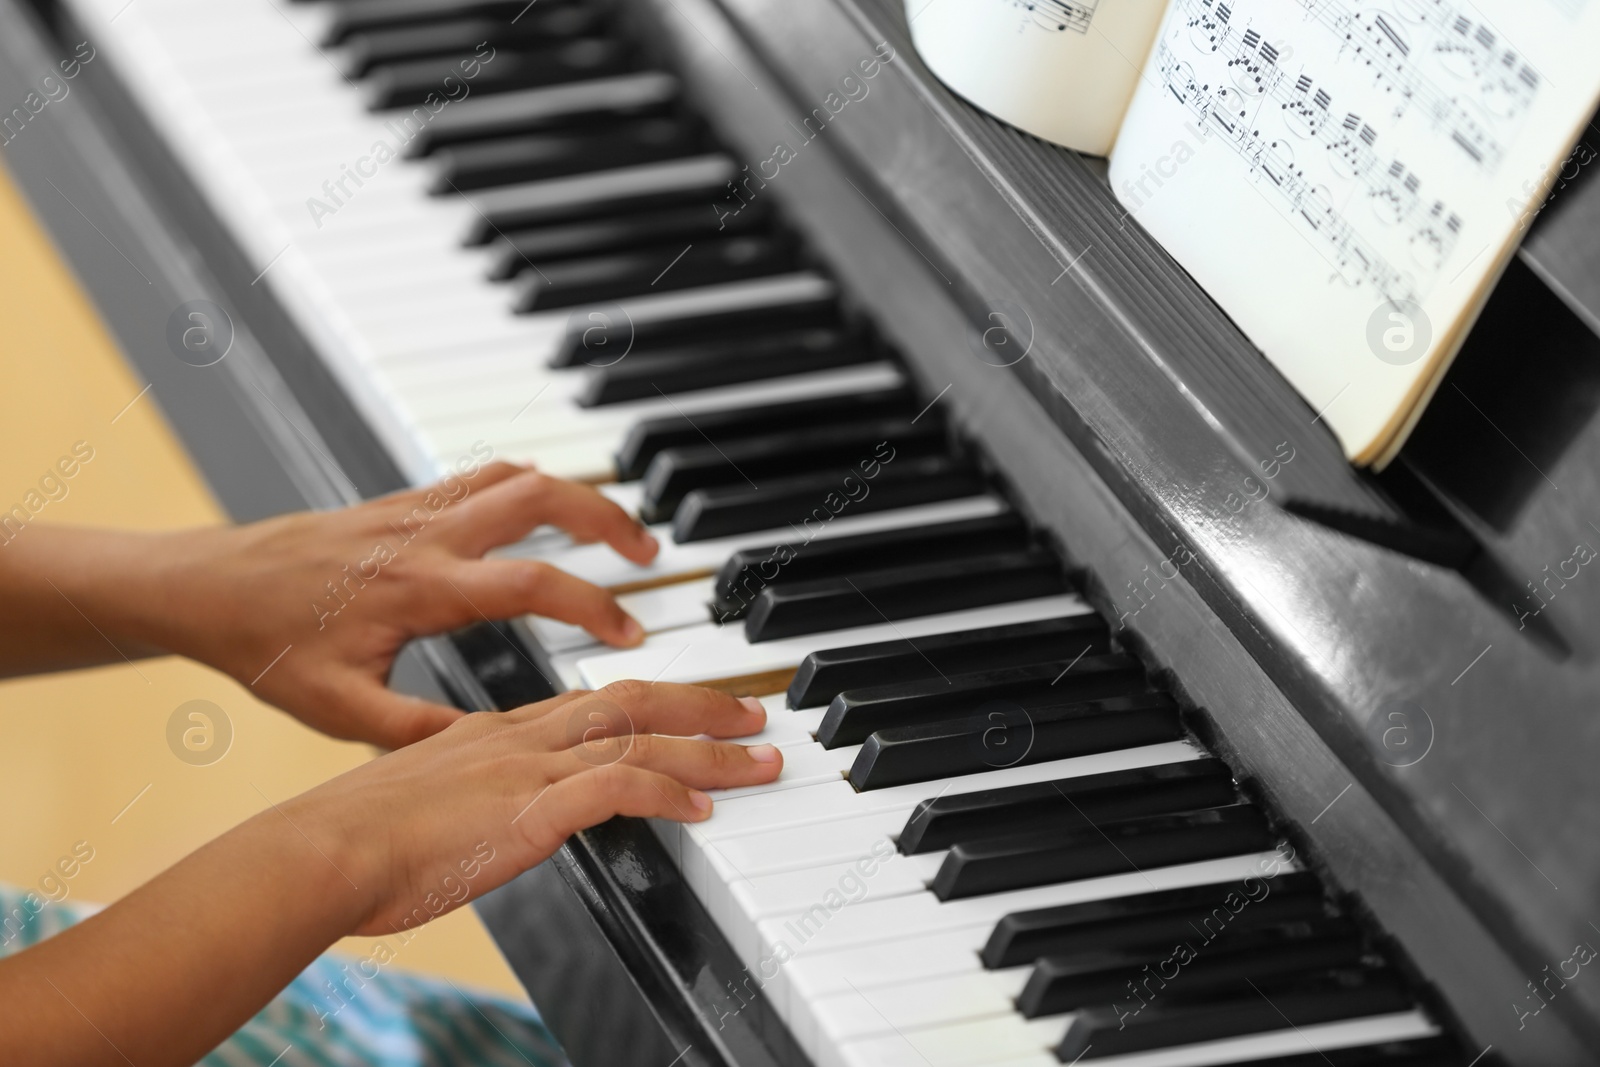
<box><xmin>476</xmin><ymin>844</ymin><xmax>683</xmax><ymax>1067</ymax></box>
<box><xmin>476</xmin><ymin>821</ymin><xmax>814</xmax><ymax>1067</ymax></box>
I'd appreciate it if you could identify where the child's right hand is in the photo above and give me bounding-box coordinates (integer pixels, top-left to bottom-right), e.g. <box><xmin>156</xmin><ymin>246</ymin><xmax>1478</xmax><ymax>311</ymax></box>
<box><xmin>277</xmin><ymin>681</ymin><xmax>782</xmax><ymax>936</ymax></box>
<box><xmin>0</xmin><ymin>683</ymin><xmax>778</xmax><ymax>1066</ymax></box>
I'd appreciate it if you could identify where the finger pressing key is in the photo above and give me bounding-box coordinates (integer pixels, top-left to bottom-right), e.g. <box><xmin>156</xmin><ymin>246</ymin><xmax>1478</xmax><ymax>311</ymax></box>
<box><xmin>520</xmin><ymin>765</ymin><xmax>715</xmax><ymax>856</ymax></box>
<box><xmin>449</xmin><ymin>557</ymin><xmax>645</xmax><ymax>646</ymax></box>
<box><xmin>554</xmin><ymin>681</ymin><xmax>769</xmax><ymax>739</ymax></box>
<box><xmin>554</xmin><ymin>733</ymin><xmax>784</xmax><ymax>790</ymax></box>
<box><xmin>444</xmin><ymin>468</ymin><xmax>659</xmax><ymax>564</ymax></box>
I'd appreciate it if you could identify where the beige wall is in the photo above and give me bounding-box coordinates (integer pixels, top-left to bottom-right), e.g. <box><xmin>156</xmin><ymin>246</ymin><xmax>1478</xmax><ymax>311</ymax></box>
<box><xmin>0</xmin><ymin>160</ymin><xmax>527</xmax><ymax>1002</ymax></box>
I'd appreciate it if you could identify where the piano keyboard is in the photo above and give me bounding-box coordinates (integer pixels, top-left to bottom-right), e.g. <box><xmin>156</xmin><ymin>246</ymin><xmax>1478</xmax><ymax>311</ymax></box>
<box><xmin>70</xmin><ymin>0</ymin><xmax>1470</xmax><ymax>1063</ymax></box>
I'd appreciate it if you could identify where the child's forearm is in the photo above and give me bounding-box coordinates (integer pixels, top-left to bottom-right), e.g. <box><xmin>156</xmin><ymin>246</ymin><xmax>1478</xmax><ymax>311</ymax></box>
<box><xmin>0</xmin><ymin>526</ymin><xmax>172</xmax><ymax>676</ymax></box>
<box><xmin>0</xmin><ymin>806</ymin><xmax>369</xmax><ymax>1067</ymax></box>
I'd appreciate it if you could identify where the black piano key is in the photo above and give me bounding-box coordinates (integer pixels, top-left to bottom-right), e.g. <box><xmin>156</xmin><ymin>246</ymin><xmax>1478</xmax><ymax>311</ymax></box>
<box><xmin>931</xmin><ymin>805</ymin><xmax>1275</xmax><ymax>900</ymax></box>
<box><xmin>747</xmin><ymin>550</ymin><xmax>1071</xmax><ymax>645</ymax></box>
<box><xmin>487</xmin><ymin>201</ymin><xmax>770</xmax><ymax>279</ymax></box>
<box><xmin>639</xmin><ymin>417</ymin><xmax>944</xmax><ymax>524</ymax></box>
<box><xmin>1181</xmin><ymin>1038</ymin><xmax>1464</xmax><ymax>1067</ymax></box>
<box><xmin>983</xmin><ymin>871</ymin><xmax>1328</xmax><ymax>969</ymax></box>
<box><xmin>816</xmin><ymin>654</ymin><xmax>1141</xmax><ymax>748</ymax></box>
<box><xmin>322</xmin><ymin>0</ymin><xmax>567</xmax><ymax>44</ymax></box>
<box><xmin>463</xmin><ymin>154</ymin><xmax>736</xmax><ymax>244</ymax></box>
<box><xmin>787</xmin><ymin>614</ymin><xmax>1112</xmax><ymax>708</ymax></box>
<box><xmin>342</xmin><ymin>10</ymin><xmax>606</xmax><ymax>76</ymax></box>
<box><xmin>897</xmin><ymin>759</ymin><xmax>1237</xmax><ymax>854</ymax></box>
<box><xmin>599</xmin><ymin>323</ymin><xmax>849</xmax><ymax>365</ymax></box>
<box><xmin>551</xmin><ymin>280</ymin><xmax>839</xmax><ymax>364</ymax></box>
<box><xmin>430</xmin><ymin>118</ymin><xmax>702</xmax><ymax>193</ymax></box>
<box><xmin>615</xmin><ymin>386</ymin><xmax>912</xmax><ymax>480</ymax></box>
<box><xmin>673</xmin><ymin>456</ymin><xmax>985</xmax><ymax>543</ymax></box>
<box><xmin>513</xmin><ymin>234</ymin><xmax>799</xmax><ymax>312</ymax></box>
<box><xmin>365</xmin><ymin>40</ymin><xmax>633</xmax><ymax>111</ymax></box>
<box><xmin>579</xmin><ymin>330</ymin><xmax>872</xmax><ymax>406</ymax></box>
<box><xmin>405</xmin><ymin>72</ymin><xmax>680</xmax><ymax>157</ymax></box>
<box><xmin>713</xmin><ymin>513</ymin><xmax>1029</xmax><ymax>622</ymax></box>
<box><xmin>1017</xmin><ymin>919</ymin><xmax>1365</xmax><ymax>1017</ymax></box>
<box><xmin>1055</xmin><ymin>967</ymin><xmax>1412</xmax><ymax>1060</ymax></box>
<box><xmin>849</xmin><ymin>693</ymin><xmax>1185</xmax><ymax>791</ymax></box>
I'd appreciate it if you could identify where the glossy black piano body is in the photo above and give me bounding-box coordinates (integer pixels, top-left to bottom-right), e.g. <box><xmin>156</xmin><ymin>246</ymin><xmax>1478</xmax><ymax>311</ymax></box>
<box><xmin>5</xmin><ymin>0</ymin><xmax>1600</xmax><ymax>1062</ymax></box>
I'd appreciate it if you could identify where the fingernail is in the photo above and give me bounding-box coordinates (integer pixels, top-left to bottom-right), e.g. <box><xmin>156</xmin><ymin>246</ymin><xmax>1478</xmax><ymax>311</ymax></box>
<box><xmin>621</xmin><ymin>617</ymin><xmax>645</xmax><ymax>645</ymax></box>
<box><xmin>747</xmin><ymin>744</ymin><xmax>781</xmax><ymax>763</ymax></box>
<box><xmin>639</xmin><ymin>530</ymin><xmax>659</xmax><ymax>552</ymax></box>
<box><xmin>689</xmin><ymin>790</ymin><xmax>713</xmax><ymax>813</ymax></box>
<box><xmin>738</xmin><ymin>696</ymin><xmax>765</xmax><ymax>717</ymax></box>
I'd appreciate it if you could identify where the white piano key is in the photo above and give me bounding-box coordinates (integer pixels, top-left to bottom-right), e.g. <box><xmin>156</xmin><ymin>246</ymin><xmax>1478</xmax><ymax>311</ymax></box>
<box><xmin>506</xmin><ymin>496</ymin><xmax>1007</xmax><ymax>592</ymax></box>
<box><xmin>689</xmin><ymin>823</ymin><xmax>913</xmax><ymax>954</ymax></box>
<box><xmin>365</xmin><ymin>271</ymin><xmax>838</xmax><ymax>371</ymax></box>
<box><xmin>1076</xmin><ymin>1013</ymin><xmax>1440</xmax><ymax>1067</ymax></box>
<box><xmin>731</xmin><ymin>851</ymin><xmax>944</xmax><ymax>922</ymax></box>
<box><xmin>724</xmin><ymin>703</ymin><xmax>826</xmax><ymax>750</ymax></box>
<box><xmin>493</xmin><ymin>436</ymin><xmax>615</xmax><ymax>482</ymax></box>
<box><xmin>690</xmin><ymin>742</ymin><xmax>1201</xmax><ymax>843</ymax></box>
<box><xmin>710</xmin><ymin>741</ymin><xmax>857</xmax><ymax>799</ymax></box>
<box><xmin>785</xmin><ymin>926</ymin><xmax>993</xmax><ymax>1007</ymax></box>
<box><xmin>754</xmin><ymin>852</ymin><xmax>1291</xmax><ymax>979</ymax></box>
<box><xmin>606</xmin><ymin>576</ymin><xmax>720</xmax><ymax>635</ymax></box>
<box><xmin>669</xmin><ymin>742</ymin><xmax>1208</xmax><ymax>970</ymax></box>
<box><xmin>753</xmin><ymin>853</ymin><xmax>1299</xmax><ymax>1025</ymax></box>
<box><xmin>711</xmin><ymin>809</ymin><xmax>909</xmax><ymax>878</ymax></box>
<box><xmin>806</xmin><ymin>968</ymin><xmax>1029</xmax><ymax>1053</ymax></box>
<box><xmin>383</xmin><ymin>271</ymin><xmax>839</xmax><ymax>359</ymax></box>
<box><xmin>523</xmin><ymin>577</ymin><xmax>718</xmax><ymax>653</ymax></box>
<box><xmin>833</xmin><ymin>1011</ymin><xmax>1438</xmax><ymax>1067</ymax></box>
<box><xmin>415</xmin><ymin>364</ymin><xmax>908</xmax><ymax>459</ymax></box>
<box><xmin>568</xmin><ymin>593</ymin><xmax>1093</xmax><ymax>691</ymax></box>
<box><xmin>519</xmin><ymin>497</ymin><xmax>1014</xmax><ymax>649</ymax></box>
<box><xmin>369</xmin><ymin>272</ymin><xmax>838</xmax><ymax>364</ymax></box>
<box><xmin>831</xmin><ymin>1013</ymin><xmax>1061</xmax><ymax>1067</ymax></box>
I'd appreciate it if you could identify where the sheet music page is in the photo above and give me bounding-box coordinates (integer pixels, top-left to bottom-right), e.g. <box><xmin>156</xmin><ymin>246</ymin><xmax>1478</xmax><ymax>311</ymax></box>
<box><xmin>1107</xmin><ymin>0</ymin><xmax>1600</xmax><ymax>465</ymax></box>
<box><xmin>909</xmin><ymin>0</ymin><xmax>1168</xmax><ymax>154</ymax></box>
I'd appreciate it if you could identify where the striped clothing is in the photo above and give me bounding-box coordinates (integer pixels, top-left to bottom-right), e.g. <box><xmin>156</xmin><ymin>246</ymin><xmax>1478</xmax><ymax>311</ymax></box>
<box><xmin>0</xmin><ymin>884</ymin><xmax>567</xmax><ymax>1067</ymax></box>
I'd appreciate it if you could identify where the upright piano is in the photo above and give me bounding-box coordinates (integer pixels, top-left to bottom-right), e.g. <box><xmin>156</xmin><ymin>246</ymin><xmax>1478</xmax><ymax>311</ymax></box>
<box><xmin>5</xmin><ymin>0</ymin><xmax>1600</xmax><ymax>1062</ymax></box>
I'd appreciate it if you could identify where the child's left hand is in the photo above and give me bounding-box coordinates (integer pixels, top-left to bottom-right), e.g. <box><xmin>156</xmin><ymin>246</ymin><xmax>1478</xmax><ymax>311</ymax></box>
<box><xmin>93</xmin><ymin>462</ymin><xmax>656</xmax><ymax>748</ymax></box>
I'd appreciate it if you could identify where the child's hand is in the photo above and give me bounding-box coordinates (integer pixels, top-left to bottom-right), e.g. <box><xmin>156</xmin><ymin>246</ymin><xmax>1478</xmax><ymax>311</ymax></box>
<box><xmin>141</xmin><ymin>462</ymin><xmax>659</xmax><ymax>748</ymax></box>
<box><xmin>282</xmin><ymin>682</ymin><xmax>780</xmax><ymax>935</ymax></box>
<box><xmin>0</xmin><ymin>683</ymin><xmax>777</xmax><ymax>1065</ymax></box>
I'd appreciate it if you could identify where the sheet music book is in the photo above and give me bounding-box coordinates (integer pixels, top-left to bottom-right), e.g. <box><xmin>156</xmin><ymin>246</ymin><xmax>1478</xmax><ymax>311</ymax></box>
<box><xmin>910</xmin><ymin>0</ymin><xmax>1600</xmax><ymax>466</ymax></box>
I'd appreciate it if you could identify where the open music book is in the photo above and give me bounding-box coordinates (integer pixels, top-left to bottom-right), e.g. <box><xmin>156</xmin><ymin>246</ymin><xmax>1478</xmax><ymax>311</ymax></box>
<box><xmin>909</xmin><ymin>0</ymin><xmax>1600</xmax><ymax>466</ymax></box>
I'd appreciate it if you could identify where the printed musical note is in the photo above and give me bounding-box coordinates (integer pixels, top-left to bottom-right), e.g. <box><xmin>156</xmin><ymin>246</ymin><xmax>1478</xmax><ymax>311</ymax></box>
<box><xmin>1154</xmin><ymin>10</ymin><xmax>1468</xmax><ymax>305</ymax></box>
<box><xmin>1291</xmin><ymin>0</ymin><xmax>1542</xmax><ymax>167</ymax></box>
<box><xmin>1180</xmin><ymin>0</ymin><xmax>1545</xmax><ymax>172</ymax></box>
<box><xmin>1109</xmin><ymin>0</ymin><xmax>1600</xmax><ymax>463</ymax></box>
<box><xmin>1006</xmin><ymin>0</ymin><xmax>1099</xmax><ymax>35</ymax></box>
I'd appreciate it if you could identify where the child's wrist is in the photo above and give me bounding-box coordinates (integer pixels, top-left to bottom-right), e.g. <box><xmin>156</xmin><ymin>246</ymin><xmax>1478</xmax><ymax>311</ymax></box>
<box><xmin>91</xmin><ymin>526</ymin><xmax>233</xmax><ymax>662</ymax></box>
<box><xmin>246</xmin><ymin>792</ymin><xmax>382</xmax><ymax>938</ymax></box>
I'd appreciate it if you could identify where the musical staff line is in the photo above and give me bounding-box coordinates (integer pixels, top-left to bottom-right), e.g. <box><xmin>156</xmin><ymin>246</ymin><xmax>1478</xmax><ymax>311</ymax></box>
<box><xmin>1160</xmin><ymin>0</ymin><xmax>1511</xmax><ymax>304</ymax></box>
<box><xmin>1010</xmin><ymin>0</ymin><xmax>1098</xmax><ymax>35</ymax></box>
